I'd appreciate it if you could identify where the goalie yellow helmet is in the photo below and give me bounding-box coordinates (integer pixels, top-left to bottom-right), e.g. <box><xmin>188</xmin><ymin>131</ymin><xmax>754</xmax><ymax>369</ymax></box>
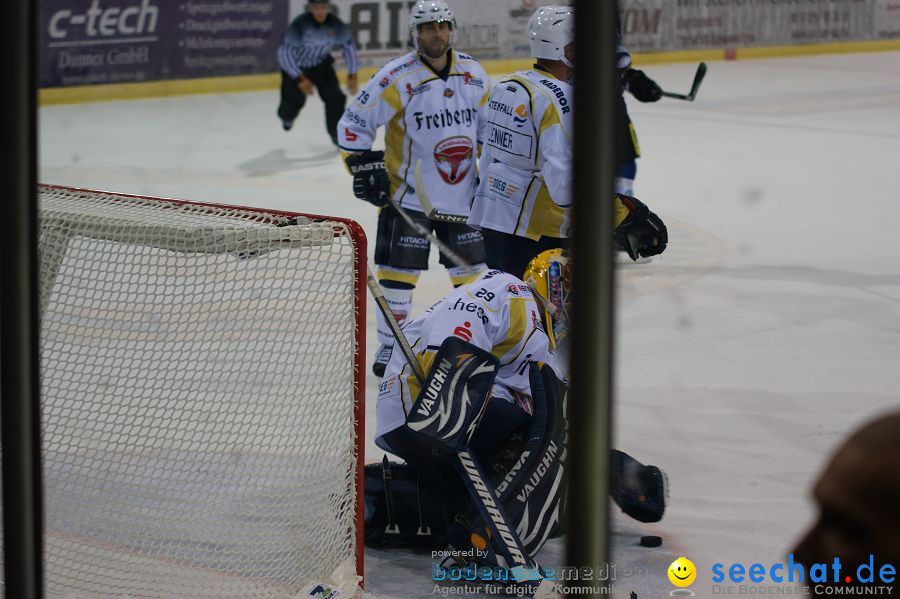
<box><xmin>523</xmin><ymin>249</ymin><xmax>571</xmax><ymax>349</ymax></box>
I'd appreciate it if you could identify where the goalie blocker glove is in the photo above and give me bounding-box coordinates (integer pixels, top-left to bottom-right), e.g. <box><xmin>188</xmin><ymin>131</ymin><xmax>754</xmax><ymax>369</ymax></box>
<box><xmin>623</xmin><ymin>68</ymin><xmax>662</xmax><ymax>103</ymax></box>
<box><xmin>614</xmin><ymin>194</ymin><xmax>668</xmax><ymax>260</ymax></box>
<box><xmin>345</xmin><ymin>150</ymin><xmax>390</xmax><ymax>207</ymax></box>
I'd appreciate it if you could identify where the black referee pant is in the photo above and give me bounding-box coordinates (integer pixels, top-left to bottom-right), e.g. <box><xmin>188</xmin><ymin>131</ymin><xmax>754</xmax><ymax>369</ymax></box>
<box><xmin>278</xmin><ymin>55</ymin><xmax>346</xmax><ymax>145</ymax></box>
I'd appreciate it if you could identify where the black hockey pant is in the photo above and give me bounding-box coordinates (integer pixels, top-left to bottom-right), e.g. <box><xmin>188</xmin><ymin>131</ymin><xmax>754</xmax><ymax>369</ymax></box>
<box><xmin>277</xmin><ymin>56</ymin><xmax>346</xmax><ymax>143</ymax></box>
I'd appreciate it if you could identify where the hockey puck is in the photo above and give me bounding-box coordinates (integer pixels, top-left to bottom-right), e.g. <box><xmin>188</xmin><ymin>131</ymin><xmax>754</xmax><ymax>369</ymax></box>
<box><xmin>640</xmin><ymin>535</ymin><xmax>662</xmax><ymax>547</ymax></box>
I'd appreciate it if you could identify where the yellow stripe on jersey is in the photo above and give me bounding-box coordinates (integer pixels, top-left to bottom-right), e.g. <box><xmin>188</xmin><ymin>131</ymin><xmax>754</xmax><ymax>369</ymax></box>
<box><xmin>539</xmin><ymin>102</ymin><xmax>561</xmax><ymax>133</ymax></box>
<box><xmin>491</xmin><ymin>297</ymin><xmax>529</xmax><ymax>360</ymax></box>
<box><xmin>524</xmin><ymin>187</ymin><xmax>566</xmax><ymax>240</ymax></box>
<box><xmin>383</xmin><ymin>84</ymin><xmax>406</xmax><ymax>193</ymax></box>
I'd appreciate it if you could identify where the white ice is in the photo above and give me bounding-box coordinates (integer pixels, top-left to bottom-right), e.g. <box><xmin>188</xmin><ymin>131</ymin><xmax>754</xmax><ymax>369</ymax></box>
<box><xmin>39</xmin><ymin>51</ymin><xmax>900</xmax><ymax>598</ymax></box>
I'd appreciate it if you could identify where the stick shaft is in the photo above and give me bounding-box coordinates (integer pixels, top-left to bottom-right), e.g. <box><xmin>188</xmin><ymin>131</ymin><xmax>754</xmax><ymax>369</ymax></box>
<box><xmin>365</xmin><ymin>265</ymin><xmax>425</xmax><ymax>384</ymax></box>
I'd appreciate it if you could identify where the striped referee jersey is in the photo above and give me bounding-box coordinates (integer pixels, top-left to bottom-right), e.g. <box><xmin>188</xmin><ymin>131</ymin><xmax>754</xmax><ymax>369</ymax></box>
<box><xmin>277</xmin><ymin>12</ymin><xmax>357</xmax><ymax>78</ymax></box>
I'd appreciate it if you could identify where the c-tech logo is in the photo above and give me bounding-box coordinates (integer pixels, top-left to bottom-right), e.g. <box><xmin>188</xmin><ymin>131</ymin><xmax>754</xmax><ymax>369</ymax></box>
<box><xmin>711</xmin><ymin>555</ymin><xmax>896</xmax><ymax>595</ymax></box>
<box><xmin>48</xmin><ymin>0</ymin><xmax>159</xmax><ymax>41</ymax></box>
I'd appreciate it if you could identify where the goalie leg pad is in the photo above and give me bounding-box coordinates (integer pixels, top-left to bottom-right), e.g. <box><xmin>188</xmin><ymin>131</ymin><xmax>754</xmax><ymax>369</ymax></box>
<box><xmin>451</xmin><ymin>363</ymin><xmax>568</xmax><ymax>563</ymax></box>
<box><xmin>405</xmin><ymin>336</ymin><xmax>499</xmax><ymax>454</ymax></box>
<box><xmin>495</xmin><ymin>363</ymin><xmax>568</xmax><ymax>556</ymax></box>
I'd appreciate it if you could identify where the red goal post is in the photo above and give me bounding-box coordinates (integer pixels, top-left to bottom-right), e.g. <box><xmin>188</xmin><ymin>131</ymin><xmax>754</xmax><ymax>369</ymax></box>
<box><xmin>35</xmin><ymin>184</ymin><xmax>366</xmax><ymax>597</ymax></box>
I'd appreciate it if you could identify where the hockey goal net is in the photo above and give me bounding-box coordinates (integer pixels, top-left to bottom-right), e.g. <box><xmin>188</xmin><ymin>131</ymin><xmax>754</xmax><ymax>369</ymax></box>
<box><xmin>35</xmin><ymin>184</ymin><xmax>366</xmax><ymax>598</ymax></box>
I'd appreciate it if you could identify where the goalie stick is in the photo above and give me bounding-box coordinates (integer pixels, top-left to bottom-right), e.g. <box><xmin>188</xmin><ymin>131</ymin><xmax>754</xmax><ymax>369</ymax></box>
<box><xmin>405</xmin><ymin>338</ymin><xmax>556</xmax><ymax>598</ymax></box>
<box><xmin>660</xmin><ymin>62</ymin><xmax>707</xmax><ymax>101</ymax></box>
<box><xmin>413</xmin><ymin>160</ymin><xmax>470</xmax><ymax>225</ymax></box>
<box><xmin>365</xmin><ymin>265</ymin><xmax>426</xmax><ymax>384</ymax></box>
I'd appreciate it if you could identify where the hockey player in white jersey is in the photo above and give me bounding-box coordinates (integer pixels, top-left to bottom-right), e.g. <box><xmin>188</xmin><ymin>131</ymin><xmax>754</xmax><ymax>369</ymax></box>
<box><xmin>337</xmin><ymin>0</ymin><xmax>490</xmax><ymax>377</ymax></box>
<box><xmin>470</xmin><ymin>5</ymin><xmax>667</xmax><ymax>276</ymax></box>
<box><xmin>365</xmin><ymin>250</ymin><xmax>667</xmax><ymax>586</ymax></box>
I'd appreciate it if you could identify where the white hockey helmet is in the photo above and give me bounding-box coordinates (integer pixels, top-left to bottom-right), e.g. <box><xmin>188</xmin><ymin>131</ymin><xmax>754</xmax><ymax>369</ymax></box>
<box><xmin>528</xmin><ymin>5</ymin><xmax>575</xmax><ymax>67</ymax></box>
<box><xmin>409</xmin><ymin>0</ymin><xmax>456</xmax><ymax>50</ymax></box>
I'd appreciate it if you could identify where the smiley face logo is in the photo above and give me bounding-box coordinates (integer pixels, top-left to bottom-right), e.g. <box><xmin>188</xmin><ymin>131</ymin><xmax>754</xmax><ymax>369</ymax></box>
<box><xmin>668</xmin><ymin>557</ymin><xmax>697</xmax><ymax>587</ymax></box>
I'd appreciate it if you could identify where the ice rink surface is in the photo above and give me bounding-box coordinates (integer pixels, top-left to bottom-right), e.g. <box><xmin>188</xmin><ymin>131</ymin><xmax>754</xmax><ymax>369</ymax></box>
<box><xmin>39</xmin><ymin>51</ymin><xmax>900</xmax><ymax>598</ymax></box>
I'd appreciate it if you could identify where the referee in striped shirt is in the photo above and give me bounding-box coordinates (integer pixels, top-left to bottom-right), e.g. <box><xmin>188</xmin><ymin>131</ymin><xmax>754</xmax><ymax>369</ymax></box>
<box><xmin>277</xmin><ymin>0</ymin><xmax>358</xmax><ymax>145</ymax></box>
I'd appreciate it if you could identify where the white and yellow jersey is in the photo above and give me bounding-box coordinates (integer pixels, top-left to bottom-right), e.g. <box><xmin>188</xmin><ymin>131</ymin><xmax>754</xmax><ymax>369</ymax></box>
<box><xmin>337</xmin><ymin>50</ymin><xmax>490</xmax><ymax>215</ymax></box>
<box><xmin>374</xmin><ymin>269</ymin><xmax>564</xmax><ymax>450</ymax></box>
<box><xmin>468</xmin><ymin>68</ymin><xmax>573</xmax><ymax>240</ymax></box>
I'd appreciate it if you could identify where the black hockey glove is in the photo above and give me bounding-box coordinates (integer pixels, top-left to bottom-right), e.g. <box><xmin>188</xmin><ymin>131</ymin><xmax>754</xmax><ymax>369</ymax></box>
<box><xmin>345</xmin><ymin>150</ymin><xmax>390</xmax><ymax>207</ymax></box>
<box><xmin>623</xmin><ymin>68</ymin><xmax>662</xmax><ymax>103</ymax></box>
<box><xmin>614</xmin><ymin>194</ymin><xmax>668</xmax><ymax>260</ymax></box>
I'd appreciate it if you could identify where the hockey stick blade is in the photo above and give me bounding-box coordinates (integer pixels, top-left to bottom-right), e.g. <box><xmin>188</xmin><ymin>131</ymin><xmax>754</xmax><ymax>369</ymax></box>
<box><xmin>661</xmin><ymin>62</ymin><xmax>707</xmax><ymax>101</ymax></box>
<box><xmin>413</xmin><ymin>159</ymin><xmax>469</xmax><ymax>224</ymax></box>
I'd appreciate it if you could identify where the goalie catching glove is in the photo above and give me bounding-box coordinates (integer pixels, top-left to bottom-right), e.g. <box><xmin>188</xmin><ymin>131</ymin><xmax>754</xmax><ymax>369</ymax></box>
<box><xmin>614</xmin><ymin>194</ymin><xmax>668</xmax><ymax>260</ymax></box>
<box><xmin>345</xmin><ymin>150</ymin><xmax>390</xmax><ymax>207</ymax></box>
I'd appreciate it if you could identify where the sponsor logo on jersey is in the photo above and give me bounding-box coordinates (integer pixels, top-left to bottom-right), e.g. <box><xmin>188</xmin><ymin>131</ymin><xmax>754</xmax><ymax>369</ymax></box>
<box><xmin>488</xmin><ymin>174</ymin><xmax>521</xmax><ymax>199</ymax></box>
<box><xmin>343</xmin><ymin>109</ymin><xmax>367</xmax><ymax>128</ymax></box>
<box><xmin>433</xmin><ymin>136</ymin><xmax>474</xmax><ymax>185</ymax></box>
<box><xmin>453</xmin><ymin>321</ymin><xmax>473</xmax><ymax>342</ymax></box>
<box><xmin>413</xmin><ymin>107</ymin><xmax>477</xmax><ymax>131</ymax></box>
<box><xmin>378</xmin><ymin>377</ymin><xmax>395</xmax><ymax>394</ymax></box>
<box><xmin>343</xmin><ymin>127</ymin><xmax>358</xmax><ymax>142</ymax></box>
<box><xmin>406</xmin><ymin>82</ymin><xmax>414</xmax><ymax>98</ymax></box>
<box><xmin>488</xmin><ymin>100</ymin><xmax>514</xmax><ymax>116</ymax></box>
<box><xmin>538</xmin><ymin>79</ymin><xmax>571</xmax><ymax>114</ymax></box>
<box><xmin>410</xmin><ymin>83</ymin><xmax>431</xmax><ymax>96</ymax></box>
<box><xmin>379</xmin><ymin>76</ymin><xmax>390</xmax><ymax>88</ymax></box>
<box><xmin>443</xmin><ymin>88</ymin><xmax>454</xmax><ymax>98</ymax></box>
<box><xmin>449</xmin><ymin>298</ymin><xmax>488</xmax><ymax>325</ymax></box>
<box><xmin>388</xmin><ymin>58</ymin><xmax>417</xmax><ymax>76</ymax></box>
<box><xmin>513</xmin><ymin>104</ymin><xmax>528</xmax><ymax>127</ymax></box>
<box><xmin>506</xmin><ymin>283</ymin><xmax>531</xmax><ymax>296</ymax></box>
<box><xmin>462</xmin><ymin>71</ymin><xmax>484</xmax><ymax>88</ymax></box>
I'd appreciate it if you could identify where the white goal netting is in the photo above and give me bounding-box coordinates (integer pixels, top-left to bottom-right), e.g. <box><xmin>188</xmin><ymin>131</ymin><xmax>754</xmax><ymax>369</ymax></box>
<box><xmin>28</xmin><ymin>185</ymin><xmax>365</xmax><ymax>598</ymax></box>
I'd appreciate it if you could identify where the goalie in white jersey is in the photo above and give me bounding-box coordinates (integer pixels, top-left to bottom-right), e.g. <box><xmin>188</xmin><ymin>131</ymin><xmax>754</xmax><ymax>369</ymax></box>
<box><xmin>338</xmin><ymin>0</ymin><xmax>491</xmax><ymax>377</ymax></box>
<box><xmin>372</xmin><ymin>251</ymin><xmax>570</xmax><ymax>572</ymax></box>
<box><xmin>367</xmin><ymin>250</ymin><xmax>667</xmax><ymax>577</ymax></box>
